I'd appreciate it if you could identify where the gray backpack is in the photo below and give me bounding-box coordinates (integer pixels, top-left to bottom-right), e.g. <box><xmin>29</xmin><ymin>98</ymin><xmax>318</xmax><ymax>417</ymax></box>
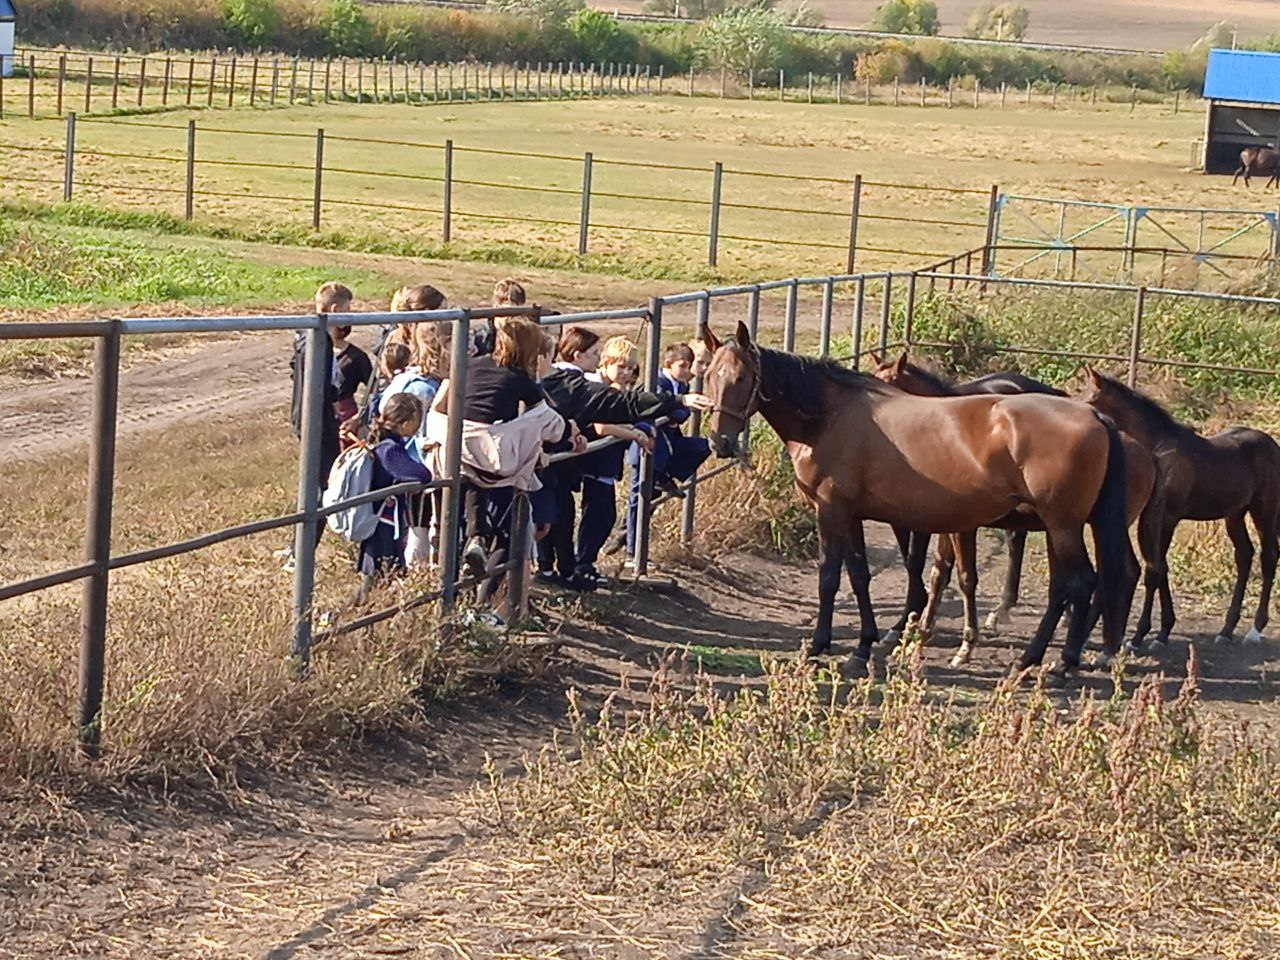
<box><xmin>322</xmin><ymin>446</ymin><xmax>382</xmax><ymax>542</ymax></box>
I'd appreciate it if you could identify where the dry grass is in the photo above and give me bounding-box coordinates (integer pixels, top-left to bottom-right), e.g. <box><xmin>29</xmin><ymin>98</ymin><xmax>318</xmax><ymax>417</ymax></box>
<box><xmin>0</xmin><ymin>408</ymin><xmax>538</xmax><ymax>788</ymax></box>
<box><xmin>465</xmin><ymin>642</ymin><xmax>1280</xmax><ymax>956</ymax></box>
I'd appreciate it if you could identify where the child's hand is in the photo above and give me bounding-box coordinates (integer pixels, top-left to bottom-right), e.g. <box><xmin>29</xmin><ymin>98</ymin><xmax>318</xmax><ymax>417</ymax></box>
<box><xmin>681</xmin><ymin>392</ymin><xmax>714</xmax><ymax>412</ymax></box>
<box><xmin>571</xmin><ymin>434</ymin><xmax>589</xmax><ymax>454</ymax></box>
<box><xmin>632</xmin><ymin>428</ymin><xmax>655</xmax><ymax>453</ymax></box>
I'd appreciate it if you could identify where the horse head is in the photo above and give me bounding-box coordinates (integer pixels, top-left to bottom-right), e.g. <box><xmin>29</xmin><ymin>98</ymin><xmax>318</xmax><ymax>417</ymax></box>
<box><xmin>702</xmin><ymin>320</ymin><xmax>759</xmax><ymax>459</ymax></box>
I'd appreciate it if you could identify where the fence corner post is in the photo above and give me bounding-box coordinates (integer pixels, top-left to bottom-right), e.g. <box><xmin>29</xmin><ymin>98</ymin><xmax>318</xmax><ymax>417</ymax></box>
<box><xmin>77</xmin><ymin>320</ymin><xmax>122</xmax><ymax>755</ymax></box>
<box><xmin>846</xmin><ymin>174</ymin><xmax>862</xmax><ymax>274</ymax></box>
<box><xmin>290</xmin><ymin>316</ymin><xmax>329</xmax><ymax>674</ymax></box>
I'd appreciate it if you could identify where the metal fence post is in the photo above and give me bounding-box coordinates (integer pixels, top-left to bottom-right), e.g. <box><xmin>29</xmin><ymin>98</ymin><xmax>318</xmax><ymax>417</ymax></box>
<box><xmin>77</xmin><ymin>322</ymin><xmax>121</xmax><ymax>754</ymax></box>
<box><xmin>1128</xmin><ymin>287</ymin><xmax>1146</xmax><ymax>388</ymax></box>
<box><xmin>681</xmin><ymin>295</ymin><xmax>710</xmax><ymax>547</ymax></box>
<box><xmin>439</xmin><ymin>312</ymin><xmax>472</xmax><ymax>608</ymax></box>
<box><xmin>63</xmin><ymin>111</ymin><xmax>75</xmax><ymax>202</ymax></box>
<box><xmin>708</xmin><ymin>161</ymin><xmax>723</xmax><ymax>267</ymax></box>
<box><xmin>878</xmin><ymin>274</ymin><xmax>893</xmax><ymax>356</ymax></box>
<box><xmin>578</xmin><ymin>151</ymin><xmax>592</xmax><ymax>256</ymax></box>
<box><xmin>184</xmin><ymin>119</ymin><xmax>196</xmax><ymax>221</ymax></box>
<box><xmin>819</xmin><ymin>279</ymin><xmax>834</xmax><ymax>356</ymax></box>
<box><xmin>290</xmin><ymin>317</ymin><xmax>328</xmax><ymax>671</ymax></box>
<box><xmin>852</xmin><ymin>276</ymin><xmax>866</xmax><ymax>366</ymax></box>
<box><xmin>443</xmin><ymin>138</ymin><xmax>453</xmax><ymax>242</ymax></box>
<box><xmin>635</xmin><ymin>297</ymin><xmax>662</xmax><ymax>576</ymax></box>
<box><xmin>743</xmin><ymin>285</ymin><xmax>760</xmax><ymax>450</ymax></box>
<box><xmin>784</xmin><ymin>280</ymin><xmax>798</xmax><ymax>352</ymax></box>
<box><xmin>846</xmin><ymin>174</ymin><xmax>862</xmax><ymax>273</ymax></box>
<box><xmin>903</xmin><ymin>272</ymin><xmax>918</xmax><ymax>348</ymax></box>
<box><xmin>311</xmin><ymin>127</ymin><xmax>324</xmax><ymax>230</ymax></box>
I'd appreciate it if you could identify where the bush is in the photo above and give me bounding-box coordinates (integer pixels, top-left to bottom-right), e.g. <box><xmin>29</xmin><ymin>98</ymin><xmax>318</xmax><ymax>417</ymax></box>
<box><xmin>487</xmin><ymin>0</ymin><xmax>583</xmax><ymax>27</ymax></box>
<box><xmin>697</xmin><ymin>6</ymin><xmax>789</xmax><ymax>75</ymax></box>
<box><xmin>870</xmin><ymin>0</ymin><xmax>939</xmax><ymax>36</ymax></box>
<box><xmin>568</xmin><ymin>8</ymin><xmax>637</xmax><ymax>63</ymax></box>
<box><xmin>964</xmin><ymin>1</ymin><xmax>1028</xmax><ymax>41</ymax></box>
<box><xmin>322</xmin><ymin>0</ymin><xmax>374</xmax><ymax>57</ymax></box>
<box><xmin>222</xmin><ymin>0</ymin><xmax>279</xmax><ymax>47</ymax></box>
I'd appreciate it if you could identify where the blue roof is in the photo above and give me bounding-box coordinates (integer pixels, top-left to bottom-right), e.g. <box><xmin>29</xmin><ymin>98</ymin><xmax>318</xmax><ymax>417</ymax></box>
<box><xmin>1205</xmin><ymin>49</ymin><xmax>1280</xmax><ymax>106</ymax></box>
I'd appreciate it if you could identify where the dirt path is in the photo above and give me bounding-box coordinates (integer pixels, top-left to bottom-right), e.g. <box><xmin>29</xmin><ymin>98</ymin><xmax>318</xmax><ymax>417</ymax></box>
<box><xmin>4</xmin><ymin>528</ymin><xmax>1277</xmax><ymax>959</ymax></box>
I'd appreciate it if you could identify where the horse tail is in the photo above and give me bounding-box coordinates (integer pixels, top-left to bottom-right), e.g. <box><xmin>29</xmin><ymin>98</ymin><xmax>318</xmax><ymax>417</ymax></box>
<box><xmin>1089</xmin><ymin>414</ymin><xmax>1136</xmax><ymax>655</ymax></box>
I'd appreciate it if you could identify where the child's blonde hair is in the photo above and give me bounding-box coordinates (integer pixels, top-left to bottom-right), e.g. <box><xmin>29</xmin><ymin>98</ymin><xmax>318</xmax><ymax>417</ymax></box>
<box><xmin>315</xmin><ymin>281</ymin><xmax>353</xmax><ymax>313</ymax></box>
<box><xmin>492</xmin><ymin>278</ymin><xmax>527</xmax><ymax>306</ymax></box>
<box><xmin>388</xmin><ymin>284</ymin><xmax>447</xmax><ymax>353</ymax></box>
<box><xmin>600</xmin><ymin>336</ymin><xmax>638</xmax><ymax>368</ymax></box>
<box><xmin>494</xmin><ymin>318</ymin><xmax>543</xmax><ymax>377</ymax></box>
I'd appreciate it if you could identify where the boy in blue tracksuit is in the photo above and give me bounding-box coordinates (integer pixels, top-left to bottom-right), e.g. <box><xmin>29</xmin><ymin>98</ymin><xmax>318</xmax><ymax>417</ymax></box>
<box><xmin>624</xmin><ymin>343</ymin><xmax>712</xmax><ymax>559</ymax></box>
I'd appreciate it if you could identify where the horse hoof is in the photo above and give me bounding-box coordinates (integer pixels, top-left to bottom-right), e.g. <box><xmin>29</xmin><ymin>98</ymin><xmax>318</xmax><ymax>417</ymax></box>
<box><xmin>1244</xmin><ymin>627</ymin><xmax>1265</xmax><ymax>644</ymax></box>
<box><xmin>881</xmin><ymin>628</ymin><xmax>901</xmax><ymax>647</ymax></box>
<box><xmin>1214</xmin><ymin>634</ymin><xmax>1233</xmax><ymax>646</ymax></box>
<box><xmin>802</xmin><ymin>639</ymin><xmax>832</xmax><ymax>660</ymax></box>
<box><xmin>1124</xmin><ymin>640</ymin><xmax>1143</xmax><ymax>656</ymax></box>
<box><xmin>948</xmin><ymin>653</ymin><xmax>969</xmax><ymax>669</ymax></box>
<box><xmin>839</xmin><ymin>655</ymin><xmax>870</xmax><ymax>680</ymax></box>
<box><xmin>984</xmin><ymin>610</ymin><xmax>1008</xmax><ymax>633</ymax></box>
<box><xmin>1043</xmin><ymin>668</ymin><xmax>1071</xmax><ymax>690</ymax></box>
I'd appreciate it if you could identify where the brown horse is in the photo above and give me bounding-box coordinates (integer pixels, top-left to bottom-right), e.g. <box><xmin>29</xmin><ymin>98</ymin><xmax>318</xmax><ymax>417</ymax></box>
<box><xmin>874</xmin><ymin>353</ymin><xmax>1156</xmax><ymax>665</ymax></box>
<box><xmin>1233</xmin><ymin>145</ymin><xmax>1280</xmax><ymax>189</ymax></box>
<box><xmin>702</xmin><ymin>322</ymin><xmax>1136</xmax><ymax>681</ymax></box>
<box><xmin>1079</xmin><ymin>368</ymin><xmax>1280</xmax><ymax>647</ymax></box>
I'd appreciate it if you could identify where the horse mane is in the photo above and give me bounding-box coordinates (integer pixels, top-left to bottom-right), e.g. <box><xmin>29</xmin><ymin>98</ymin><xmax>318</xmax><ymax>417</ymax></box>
<box><xmin>900</xmin><ymin>360</ymin><xmax>958</xmax><ymax>395</ymax></box>
<box><xmin>1093</xmin><ymin>370</ymin><xmax>1195</xmax><ymax>439</ymax></box>
<box><xmin>760</xmin><ymin>347</ymin><xmax>893</xmax><ymax>418</ymax></box>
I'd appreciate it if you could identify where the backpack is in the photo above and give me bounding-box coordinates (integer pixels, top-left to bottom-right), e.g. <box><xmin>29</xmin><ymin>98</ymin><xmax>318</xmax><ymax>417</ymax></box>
<box><xmin>322</xmin><ymin>445</ymin><xmax>382</xmax><ymax>542</ymax></box>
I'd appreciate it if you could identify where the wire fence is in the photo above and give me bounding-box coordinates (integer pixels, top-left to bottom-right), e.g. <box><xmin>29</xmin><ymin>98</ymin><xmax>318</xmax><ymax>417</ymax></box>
<box><xmin>5</xmin><ymin>250</ymin><xmax>1280</xmax><ymax>754</ymax></box>
<box><xmin>0</xmin><ymin>114</ymin><xmax>996</xmax><ymax>272</ymax></box>
<box><xmin>0</xmin><ymin>46</ymin><xmax>649</xmax><ymax>120</ymax></box>
<box><xmin>2</xmin><ymin>46</ymin><xmax>1199</xmax><ymax>123</ymax></box>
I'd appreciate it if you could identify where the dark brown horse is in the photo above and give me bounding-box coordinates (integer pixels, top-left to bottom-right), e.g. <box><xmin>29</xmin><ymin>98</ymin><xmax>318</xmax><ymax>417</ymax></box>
<box><xmin>874</xmin><ymin>353</ymin><xmax>1155</xmax><ymax>665</ymax></box>
<box><xmin>1233</xmin><ymin>145</ymin><xmax>1280</xmax><ymax>189</ymax></box>
<box><xmin>1079</xmin><ymin>368</ymin><xmax>1280</xmax><ymax>647</ymax></box>
<box><xmin>702</xmin><ymin>323</ymin><xmax>1135</xmax><ymax>681</ymax></box>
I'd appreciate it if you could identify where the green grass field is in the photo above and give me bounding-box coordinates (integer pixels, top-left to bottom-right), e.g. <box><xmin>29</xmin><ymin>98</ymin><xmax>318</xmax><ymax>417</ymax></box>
<box><xmin>0</xmin><ymin>93</ymin><xmax>1256</xmax><ymax>281</ymax></box>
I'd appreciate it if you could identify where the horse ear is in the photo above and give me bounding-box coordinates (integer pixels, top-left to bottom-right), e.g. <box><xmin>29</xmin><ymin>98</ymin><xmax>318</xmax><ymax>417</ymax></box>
<box><xmin>701</xmin><ymin>324</ymin><xmax>723</xmax><ymax>352</ymax></box>
<box><xmin>1082</xmin><ymin>364</ymin><xmax>1100</xmax><ymax>386</ymax></box>
<box><xmin>892</xmin><ymin>352</ymin><xmax>909</xmax><ymax>375</ymax></box>
<box><xmin>734</xmin><ymin>320</ymin><xmax>753</xmax><ymax>350</ymax></box>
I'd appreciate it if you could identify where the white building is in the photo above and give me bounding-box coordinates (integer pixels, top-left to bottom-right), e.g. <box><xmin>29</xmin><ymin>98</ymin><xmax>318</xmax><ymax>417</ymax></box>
<box><xmin>0</xmin><ymin>1</ymin><xmax>14</xmax><ymax>79</ymax></box>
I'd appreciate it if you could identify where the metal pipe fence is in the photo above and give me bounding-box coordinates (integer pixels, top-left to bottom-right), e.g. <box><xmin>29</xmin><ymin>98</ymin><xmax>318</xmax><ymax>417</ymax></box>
<box><xmin>5</xmin><ymin>255</ymin><xmax>1280</xmax><ymax>752</ymax></box>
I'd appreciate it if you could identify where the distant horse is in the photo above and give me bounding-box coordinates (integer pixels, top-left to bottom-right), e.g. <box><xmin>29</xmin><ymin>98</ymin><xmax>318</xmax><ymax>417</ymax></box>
<box><xmin>1233</xmin><ymin>145</ymin><xmax>1280</xmax><ymax>189</ymax></box>
<box><xmin>1080</xmin><ymin>367</ymin><xmax>1280</xmax><ymax>646</ymax></box>
<box><xmin>702</xmin><ymin>322</ymin><xmax>1135</xmax><ymax>682</ymax></box>
<box><xmin>874</xmin><ymin>353</ymin><xmax>1156</xmax><ymax>665</ymax></box>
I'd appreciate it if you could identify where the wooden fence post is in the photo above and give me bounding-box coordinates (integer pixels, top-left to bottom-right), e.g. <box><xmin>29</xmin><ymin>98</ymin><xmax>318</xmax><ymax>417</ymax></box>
<box><xmin>846</xmin><ymin>174</ymin><xmax>862</xmax><ymax>273</ymax></box>
<box><xmin>708</xmin><ymin>161</ymin><xmax>723</xmax><ymax>267</ymax></box>
<box><xmin>185</xmin><ymin>119</ymin><xmax>196</xmax><ymax>221</ymax></box>
<box><xmin>207</xmin><ymin>56</ymin><xmax>217</xmax><ymax>107</ymax></box>
<box><xmin>162</xmin><ymin>56</ymin><xmax>171</xmax><ymax>106</ymax></box>
<box><xmin>227</xmin><ymin>57</ymin><xmax>236</xmax><ymax>107</ymax></box>
<box><xmin>947</xmin><ymin>75</ymin><xmax>954</xmax><ymax>108</ymax></box>
<box><xmin>57</xmin><ymin>53</ymin><xmax>65</xmax><ymax>115</ymax></box>
<box><xmin>974</xmin><ymin>79</ymin><xmax>980</xmax><ymax>108</ymax></box>
<box><xmin>1130</xmin><ymin>84</ymin><xmax>1137</xmax><ymax>114</ymax></box>
<box><xmin>324</xmin><ymin>58</ymin><xmax>331</xmax><ymax>102</ymax></box>
<box><xmin>807</xmin><ymin>71</ymin><xmax>813</xmax><ymax>103</ymax></box>
<box><xmin>778</xmin><ymin>68</ymin><xmax>784</xmax><ymax>100</ymax></box>
<box><xmin>920</xmin><ymin>77</ymin><xmax>925</xmax><ymax>107</ymax></box>
<box><xmin>272</xmin><ymin>57</ymin><xmax>280</xmax><ymax>104</ymax></box>
<box><xmin>312</xmin><ymin>127</ymin><xmax>324</xmax><ymax>230</ymax></box>
<box><xmin>578</xmin><ymin>151</ymin><xmax>592</xmax><ymax>256</ymax></box>
<box><xmin>1051</xmin><ymin>82</ymin><xmax>1057</xmax><ymax>109</ymax></box>
<box><xmin>186</xmin><ymin>57</ymin><xmax>194</xmax><ymax>106</ymax></box>
<box><xmin>357</xmin><ymin>60</ymin><xmax>363</xmax><ymax>102</ymax></box>
<box><xmin>250</xmin><ymin>58</ymin><xmax>259</xmax><ymax>106</ymax></box>
<box><xmin>29</xmin><ymin>54</ymin><xmax>36</xmax><ymax>118</ymax></box>
<box><xmin>688</xmin><ymin>65</ymin><xmax>694</xmax><ymax>97</ymax></box>
<box><xmin>136</xmin><ymin>57</ymin><xmax>147</xmax><ymax>108</ymax></box>
<box><xmin>289</xmin><ymin>59</ymin><xmax>298</xmax><ymax>104</ymax></box>
<box><xmin>443</xmin><ymin>138</ymin><xmax>453</xmax><ymax>242</ymax></box>
<box><xmin>836</xmin><ymin>71</ymin><xmax>841</xmax><ymax>104</ymax></box>
<box><xmin>893</xmin><ymin>74</ymin><xmax>899</xmax><ymax>106</ymax></box>
<box><xmin>84</xmin><ymin>56</ymin><xmax>93</xmax><ymax>112</ymax></box>
<box><xmin>307</xmin><ymin>59</ymin><xmax>315</xmax><ymax>104</ymax></box>
<box><xmin>63</xmin><ymin>111</ymin><xmax>75</xmax><ymax>201</ymax></box>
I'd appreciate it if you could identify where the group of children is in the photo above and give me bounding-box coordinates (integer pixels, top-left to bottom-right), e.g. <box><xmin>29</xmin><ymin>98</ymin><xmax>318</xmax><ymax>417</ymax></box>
<box><xmin>290</xmin><ymin>279</ymin><xmax>715</xmax><ymax>612</ymax></box>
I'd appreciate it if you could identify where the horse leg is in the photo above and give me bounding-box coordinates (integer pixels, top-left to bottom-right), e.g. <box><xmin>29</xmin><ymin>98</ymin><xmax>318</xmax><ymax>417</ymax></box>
<box><xmin>1017</xmin><ymin>550</ymin><xmax>1069</xmax><ymax>673</ymax></box>
<box><xmin>919</xmin><ymin>533</ymin><xmax>955</xmax><ymax>640</ymax></box>
<box><xmin>985</xmin><ymin>529</ymin><xmax>1026</xmax><ymax>633</ymax></box>
<box><xmin>1245</xmin><ymin>509</ymin><xmax>1277</xmax><ymax>643</ymax></box>
<box><xmin>1215</xmin><ymin>512</ymin><xmax>1254</xmax><ymax>644</ymax></box>
<box><xmin>844</xmin><ymin>519</ymin><xmax>881</xmax><ymax>671</ymax></box>
<box><xmin>1129</xmin><ymin>504</ymin><xmax>1162</xmax><ymax>646</ymax></box>
<box><xmin>1149</xmin><ymin>516</ymin><xmax>1179</xmax><ymax>646</ymax></box>
<box><xmin>807</xmin><ymin>506</ymin><xmax>848</xmax><ymax>659</ymax></box>
<box><xmin>888</xmin><ymin>530</ymin><xmax>931</xmax><ymax>644</ymax></box>
<box><xmin>1048</xmin><ymin>528</ymin><xmax>1099</xmax><ymax>680</ymax></box>
<box><xmin>950</xmin><ymin>529</ymin><xmax>981</xmax><ymax>668</ymax></box>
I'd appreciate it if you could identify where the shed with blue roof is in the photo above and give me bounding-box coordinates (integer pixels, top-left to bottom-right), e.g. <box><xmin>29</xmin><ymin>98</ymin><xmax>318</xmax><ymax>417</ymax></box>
<box><xmin>1203</xmin><ymin>49</ymin><xmax>1280</xmax><ymax>173</ymax></box>
<box><xmin>0</xmin><ymin>0</ymin><xmax>13</xmax><ymax>79</ymax></box>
